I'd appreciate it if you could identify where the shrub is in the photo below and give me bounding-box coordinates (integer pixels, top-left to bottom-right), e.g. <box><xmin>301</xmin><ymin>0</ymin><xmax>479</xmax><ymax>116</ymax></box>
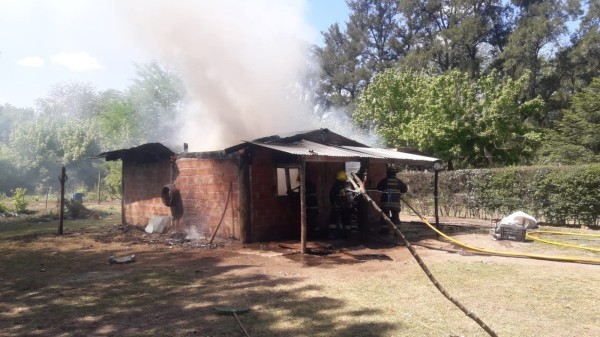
<box><xmin>404</xmin><ymin>164</ymin><xmax>600</xmax><ymax>227</ymax></box>
<box><xmin>0</xmin><ymin>202</ymin><xmax>7</xmax><ymax>214</ymax></box>
<box><xmin>64</xmin><ymin>199</ymin><xmax>90</xmax><ymax>219</ymax></box>
<box><xmin>12</xmin><ymin>188</ymin><xmax>28</xmax><ymax>214</ymax></box>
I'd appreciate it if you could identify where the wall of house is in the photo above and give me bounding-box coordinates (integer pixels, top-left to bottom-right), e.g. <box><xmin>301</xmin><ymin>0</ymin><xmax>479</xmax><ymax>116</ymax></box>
<box><xmin>249</xmin><ymin>148</ymin><xmax>301</xmax><ymax>241</ymax></box>
<box><xmin>176</xmin><ymin>154</ymin><xmax>239</xmax><ymax>238</ymax></box>
<box><xmin>122</xmin><ymin>161</ymin><xmax>172</xmax><ymax>227</ymax></box>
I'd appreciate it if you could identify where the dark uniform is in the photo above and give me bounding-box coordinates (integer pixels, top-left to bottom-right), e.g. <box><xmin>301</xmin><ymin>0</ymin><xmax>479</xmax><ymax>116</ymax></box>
<box><xmin>328</xmin><ymin>171</ymin><xmax>354</xmax><ymax>239</ymax></box>
<box><xmin>377</xmin><ymin>166</ymin><xmax>408</xmax><ymax>233</ymax></box>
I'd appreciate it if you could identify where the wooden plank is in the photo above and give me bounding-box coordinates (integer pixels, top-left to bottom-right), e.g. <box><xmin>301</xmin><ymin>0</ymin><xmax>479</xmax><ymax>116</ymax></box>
<box><xmin>300</xmin><ymin>159</ymin><xmax>307</xmax><ymax>254</ymax></box>
<box><xmin>238</xmin><ymin>151</ymin><xmax>251</xmax><ymax>243</ymax></box>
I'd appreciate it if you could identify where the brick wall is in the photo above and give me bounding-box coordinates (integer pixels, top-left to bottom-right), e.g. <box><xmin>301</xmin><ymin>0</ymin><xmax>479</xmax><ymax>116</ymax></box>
<box><xmin>123</xmin><ymin>161</ymin><xmax>172</xmax><ymax>228</ymax></box>
<box><xmin>176</xmin><ymin>156</ymin><xmax>239</xmax><ymax>239</ymax></box>
<box><xmin>249</xmin><ymin>148</ymin><xmax>301</xmax><ymax>241</ymax></box>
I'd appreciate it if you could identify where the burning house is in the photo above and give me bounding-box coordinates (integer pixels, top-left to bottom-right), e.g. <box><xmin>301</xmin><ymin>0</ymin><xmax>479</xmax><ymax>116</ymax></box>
<box><xmin>96</xmin><ymin>129</ymin><xmax>439</xmax><ymax>245</ymax></box>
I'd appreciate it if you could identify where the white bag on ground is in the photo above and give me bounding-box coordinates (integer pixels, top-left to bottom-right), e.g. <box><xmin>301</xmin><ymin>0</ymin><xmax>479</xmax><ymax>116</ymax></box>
<box><xmin>498</xmin><ymin>211</ymin><xmax>538</xmax><ymax>230</ymax></box>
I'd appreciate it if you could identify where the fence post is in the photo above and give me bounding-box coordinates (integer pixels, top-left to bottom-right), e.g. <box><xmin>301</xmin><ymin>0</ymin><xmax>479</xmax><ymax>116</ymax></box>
<box><xmin>58</xmin><ymin>166</ymin><xmax>68</xmax><ymax>235</ymax></box>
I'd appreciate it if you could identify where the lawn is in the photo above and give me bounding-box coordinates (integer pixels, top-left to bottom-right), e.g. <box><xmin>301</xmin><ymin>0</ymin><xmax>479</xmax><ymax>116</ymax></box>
<box><xmin>1</xmin><ymin>202</ymin><xmax>599</xmax><ymax>336</ymax></box>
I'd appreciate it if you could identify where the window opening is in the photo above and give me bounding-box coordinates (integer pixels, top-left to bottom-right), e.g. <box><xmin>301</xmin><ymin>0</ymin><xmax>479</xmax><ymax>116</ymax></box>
<box><xmin>276</xmin><ymin>167</ymin><xmax>300</xmax><ymax>196</ymax></box>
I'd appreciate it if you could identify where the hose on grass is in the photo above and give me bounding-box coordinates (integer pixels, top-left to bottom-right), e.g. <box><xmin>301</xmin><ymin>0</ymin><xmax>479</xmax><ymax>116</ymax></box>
<box><xmin>399</xmin><ymin>198</ymin><xmax>600</xmax><ymax>265</ymax></box>
<box><xmin>349</xmin><ymin>173</ymin><xmax>499</xmax><ymax>337</ymax></box>
<box><xmin>526</xmin><ymin>231</ymin><xmax>600</xmax><ymax>253</ymax></box>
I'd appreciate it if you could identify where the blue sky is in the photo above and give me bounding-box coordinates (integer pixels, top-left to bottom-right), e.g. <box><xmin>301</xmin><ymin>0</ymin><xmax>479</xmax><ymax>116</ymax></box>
<box><xmin>0</xmin><ymin>0</ymin><xmax>350</xmax><ymax>108</ymax></box>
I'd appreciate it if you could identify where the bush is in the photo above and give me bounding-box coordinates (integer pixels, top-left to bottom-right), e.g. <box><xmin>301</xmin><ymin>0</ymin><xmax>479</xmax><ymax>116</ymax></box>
<box><xmin>0</xmin><ymin>202</ymin><xmax>7</xmax><ymax>214</ymax></box>
<box><xmin>404</xmin><ymin>164</ymin><xmax>600</xmax><ymax>227</ymax></box>
<box><xmin>12</xmin><ymin>188</ymin><xmax>28</xmax><ymax>214</ymax></box>
<box><xmin>64</xmin><ymin>199</ymin><xmax>90</xmax><ymax>219</ymax></box>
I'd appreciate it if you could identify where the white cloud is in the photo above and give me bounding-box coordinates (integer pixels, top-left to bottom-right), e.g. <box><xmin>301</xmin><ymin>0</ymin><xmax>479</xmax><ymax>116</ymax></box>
<box><xmin>51</xmin><ymin>51</ymin><xmax>103</xmax><ymax>71</ymax></box>
<box><xmin>16</xmin><ymin>56</ymin><xmax>45</xmax><ymax>68</ymax></box>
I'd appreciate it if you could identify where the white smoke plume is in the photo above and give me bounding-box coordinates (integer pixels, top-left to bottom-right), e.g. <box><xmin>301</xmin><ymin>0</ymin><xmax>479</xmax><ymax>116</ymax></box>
<box><xmin>115</xmin><ymin>0</ymin><xmax>324</xmax><ymax>151</ymax></box>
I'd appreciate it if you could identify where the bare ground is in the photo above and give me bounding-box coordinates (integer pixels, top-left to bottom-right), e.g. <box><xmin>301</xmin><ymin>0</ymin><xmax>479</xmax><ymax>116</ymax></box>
<box><xmin>1</xmin><ymin>206</ymin><xmax>599</xmax><ymax>337</ymax></box>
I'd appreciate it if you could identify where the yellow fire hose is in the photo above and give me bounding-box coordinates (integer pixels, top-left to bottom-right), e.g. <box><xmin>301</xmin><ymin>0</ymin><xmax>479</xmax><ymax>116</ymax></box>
<box><xmin>526</xmin><ymin>231</ymin><xmax>600</xmax><ymax>253</ymax></box>
<box><xmin>400</xmin><ymin>197</ymin><xmax>600</xmax><ymax>265</ymax></box>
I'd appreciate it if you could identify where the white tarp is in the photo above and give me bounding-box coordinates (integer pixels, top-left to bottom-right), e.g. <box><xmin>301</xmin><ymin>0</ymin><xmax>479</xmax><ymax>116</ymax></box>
<box><xmin>498</xmin><ymin>211</ymin><xmax>538</xmax><ymax>230</ymax></box>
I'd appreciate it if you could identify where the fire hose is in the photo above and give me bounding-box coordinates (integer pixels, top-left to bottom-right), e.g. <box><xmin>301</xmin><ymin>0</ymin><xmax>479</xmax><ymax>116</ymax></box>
<box><xmin>348</xmin><ymin>173</ymin><xmax>499</xmax><ymax>337</ymax></box>
<box><xmin>398</xmin><ymin>198</ymin><xmax>600</xmax><ymax>265</ymax></box>
<box><xmin>526</xmin><ymin>231</ymin><xmax>600</xmax><ymax>253</ymax></box>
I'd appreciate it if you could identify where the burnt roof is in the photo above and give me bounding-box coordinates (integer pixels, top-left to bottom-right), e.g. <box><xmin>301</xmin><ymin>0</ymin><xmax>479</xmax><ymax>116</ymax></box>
<box><xmin>224</xmin><ymin>128</ymin><xmax>367</xmax><ymax>153</ymax></box>
<box><xmin>95</xmin><ymin>143</ymin><xmax>176</xmax><ymax>163</ymax></box>
<box><xmin>246</xmin><ymin>140</ymin><xmax>440</xmax><ymax>165</ymax></box>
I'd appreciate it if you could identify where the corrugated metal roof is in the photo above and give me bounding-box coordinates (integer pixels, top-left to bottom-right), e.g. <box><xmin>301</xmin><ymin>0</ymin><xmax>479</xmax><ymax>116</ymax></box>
<box><xmin>247</xmin><ymin>140</ymin><xmax>379</xmax><ymax>158</ymax></box>
<box><xmin>247</xmin><ymin>140</ymin><xmax>440</xmax><ymax>165</ymax></box>
<box><xmin>341</xmin><ymin>146</ymin><xmax>439</xmax><ymax>164</ymax></box>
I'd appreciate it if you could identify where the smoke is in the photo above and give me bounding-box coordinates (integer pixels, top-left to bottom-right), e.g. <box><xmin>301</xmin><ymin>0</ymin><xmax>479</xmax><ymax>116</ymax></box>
<box><xmin>115</xmin><ymin>0</ymin><xmax>322</xmax><ymax>151</ymax></box>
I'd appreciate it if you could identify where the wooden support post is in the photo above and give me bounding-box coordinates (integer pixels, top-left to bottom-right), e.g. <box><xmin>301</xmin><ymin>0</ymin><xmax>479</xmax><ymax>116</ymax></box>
<box><xmin>97</xmin><ymin>170</ymin><xmax>101</xmax><ymax>204</ymax></box>
<box><xmin>434</xmin><ymin>168</ymin><xmax>440</xmax><ymax>230</ymax></box>
<box><xmin>121</xmin><ymin>164</ymin><xmax>125</xmax><ymax>227</ymax></box>
<box><xmin>58</xmin><ymin>166</ymin><xmax>67</xmax><ymax>235</ymax></box>
<box><xmin>238</xmin><ymin>150</ymin><xmax>251</xmax><ymax>243</ymax></box>
<box><xmin>300</xmin><ymin>159</ymin><xmax>307</xmax><ymax>254</ymax></box>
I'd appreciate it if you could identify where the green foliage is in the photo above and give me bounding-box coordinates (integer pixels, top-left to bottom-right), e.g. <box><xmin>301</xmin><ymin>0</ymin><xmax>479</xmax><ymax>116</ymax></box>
<box><xmin>354</xmin><ymin>69</ymin><xmax>543</xmax><ymax>168</ymax></box>
<box><xmin>12</xmin><ymin>188</ymin><xmax>28</xmax><ymax>213</ymax></box>
<box><xmin>104</xmin><ymin>161</ymin><xmax>122</xmax><ymax>198</ymax></box>
<box><xmin>128</xmin><ymin>61</ymin><xmax>184</xmax><ymax>143</ymax></box>
<box><xmin>64</xmin><ymin>199</ymin><xmax>89</xmax><ymax>219</ymax></box>
<box><xmin>94</xmin><ymin>90</ymin><xmax>140</xmax><ymax>149</ymax></box>
<box><xmin>0</xmin><ymin>193</ymin><xmax>8</xmax><ymax>213</ymax></box>
<box><xmin>0</xmin><ymin>61</ymin><xmax>185</xmax><ymax>195</ymax></box>
<box><xmin>404</xmin><ymin>164</ymin><xmax>600</xmax><ymax>227</ymax></box>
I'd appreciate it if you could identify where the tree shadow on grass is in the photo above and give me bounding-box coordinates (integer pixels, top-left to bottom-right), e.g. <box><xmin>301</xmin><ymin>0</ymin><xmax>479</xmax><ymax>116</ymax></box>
<box><xmin>0</xmin><ymin>232</ymin><xmax>402</xmax><ymax>337</ymax></box>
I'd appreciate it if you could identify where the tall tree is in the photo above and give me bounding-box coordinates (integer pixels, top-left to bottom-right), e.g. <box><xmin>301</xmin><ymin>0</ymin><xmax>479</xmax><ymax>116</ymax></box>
<box><xmin>0</xmin><ymin>103</ymin><xmax>34</xmax><ymax>142</ymax></box>
<box><xmin>500</xmin><ymin>0</ymin><xmax>581</xmax><ymax>103</ymax></box>
<box><xmin>316</xmin><ymin>0</ymin><xmax>404</xmax><ymax>110</ymax></box>
<box><xmin>316</xmin><ymin>23</ymin><xmax>370</xmax><ymax>109</ymax></box>
<box><xmin>353</xmin><ymin>69</ymin><xmax>543</xmax><ymax>168</ymax></box>
<box><xmin>127</xmin><ymin>61</ymin><xmax>185</xmax><ymax>143</ymax></box>
<box><xmin>400</xmin><ymin>0</ymin><xmax>513</xmax><ymax>76</ymax></box>
<box><xmin>94</xmin><ymin>89</ymin><xmax>141</xmax><ymax>150</ymax></box>
<box><xmin>34</xmin><ymin>82</ymin><xmax>100</xmax><ymax>121</ymax></box>
<box><xmin>563</xmin><ymin>0</ymin><xmax>600</xmax><ymax>90</ymax></box>
<box><xmin>535</xmin><ymin>78</ymin><xmax>600</xmax><ymax>165</ymax></box>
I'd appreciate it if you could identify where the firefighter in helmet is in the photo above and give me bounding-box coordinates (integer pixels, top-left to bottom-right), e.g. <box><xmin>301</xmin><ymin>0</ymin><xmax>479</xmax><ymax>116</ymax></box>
<box><xmin>376</xmin><ymin>164</ymin><xmax>408</xmax><ymax>234</ymax></box>
<box><xmin>328</xmin><ymin>170</ymin><xmax>354</xmax><ymax>239</ymax></box>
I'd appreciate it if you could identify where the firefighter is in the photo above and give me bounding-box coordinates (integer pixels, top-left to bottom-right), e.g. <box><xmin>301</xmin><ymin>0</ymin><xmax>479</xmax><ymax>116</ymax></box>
<box><xmin>376</xmin><ymin>164</ymin><xmax>408</xmax><ymax>234</ymax></box>
<box><xmin>328</xmin><ymin>170</ymin><xmax>354</xmax><ymax>239</ymax></box>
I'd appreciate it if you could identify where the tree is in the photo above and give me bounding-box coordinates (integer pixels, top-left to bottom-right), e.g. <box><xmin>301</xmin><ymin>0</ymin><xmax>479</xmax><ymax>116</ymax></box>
<box><xmin>127</xmin><ymin>61</ymin><xmax>185</xmax><ymax>143</ymax></box>
<box><xmin>94</xmin><ymin>89</ymin><xmax>141</xmax><ymax>150</ymax></box>
<box><xmin>316</xmin><ymin>0</ymin><xmax>515</xmax><ymax>110</ymax></box>
<box><xmin>400</xmin><ymin>0</ymin><xmax>513</xmax><ymax>76</ymax></box>
<box><xmin>561</xmin><ymin>0</ymin><xmax>600</xmax><ymax>91</ymax></box>
<box><xmin>500</xmin><ymin>0</ymin><xmax>581</xmax><ymax>102</ymax></box>
<box><xmin>0</xmin><ymin>104</ymin><xmax>35</xmax><ymax>142</ymax></box>
<box><xmin>353</xmin><ymin>69</ymin><xmax>543</xmax><ymax>168</ymax></box>
<box><xmin>537</xmin><ymin>78</ymin><xmax>600</xmax><ymax>164</ymax></box>
<box><xmin>316</xmin><ymin>0</ymin><xmax>404</xmax><ymax>110</ymax></box>
<box><xmin>316</xmin><ymin>23</ymin><xmax>370</xmax><ymax>109</ymax></box>
<box><xmin>34</xmin><ymin>82</ymin><xmax>100</xmax><ymax>121</ymax></box>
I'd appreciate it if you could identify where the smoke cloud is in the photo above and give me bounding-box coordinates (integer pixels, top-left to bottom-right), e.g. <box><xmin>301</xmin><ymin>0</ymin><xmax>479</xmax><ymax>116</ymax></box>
<box><xmin>116</xmin><ymin>0</ymin><xmax>321</xmax><ymax>151</ymax></box>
